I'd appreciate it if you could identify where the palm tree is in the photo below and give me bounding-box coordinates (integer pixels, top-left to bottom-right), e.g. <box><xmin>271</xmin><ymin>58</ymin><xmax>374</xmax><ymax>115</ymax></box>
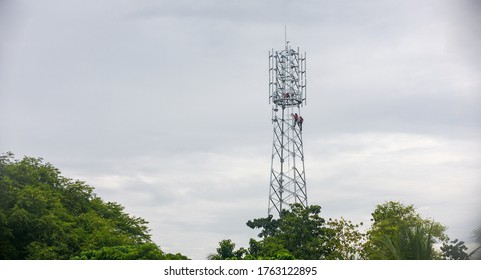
<box><xmin>469</xmin><ymin>226</ymin><xmax>481</xmax><ymax>260</ymax></box>
<box><xmin>379</xmin><ymin>223</ymin><xmax>437</xmax><ymax>260</ymax></box>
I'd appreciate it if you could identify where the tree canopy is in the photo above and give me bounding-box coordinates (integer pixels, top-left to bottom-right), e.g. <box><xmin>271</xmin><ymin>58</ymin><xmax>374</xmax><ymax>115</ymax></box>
<box><xmin>210</xmin><ymin>201</ymin><xmax>473</xmax><ymax>260</ymax></box>
<box><xmin>210</xmin><ymin>204</ymin><xmax>339</xmax><ymax>260</ymax></box>
<box><xmin>248</xmin><ymin>204</ymin><xmax>338</xmax><ymax>260</ymax></box>
<box><xmin>0</xmin><ymin>153</ymin><xmax>187</xmax><ymax>260</ymax></box>
<box><xmin>362</xmin><ymin>201</ymin><xmax>448</xmax><ymax>260</ymax></box>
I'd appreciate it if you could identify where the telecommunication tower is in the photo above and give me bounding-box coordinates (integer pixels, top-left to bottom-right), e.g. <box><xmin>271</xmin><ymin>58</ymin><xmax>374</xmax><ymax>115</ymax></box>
<box><xmin>268</xmin><ymin>39</ymin><xmax>307</xmax><ymax>216</ymax></box>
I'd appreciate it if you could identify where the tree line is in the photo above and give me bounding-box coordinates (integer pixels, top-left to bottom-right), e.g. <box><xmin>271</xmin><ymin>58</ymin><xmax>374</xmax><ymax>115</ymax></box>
<box><xmin>1</xmin><ymin>153</ymin><xmax>479</xmax><ymax>260</ymax></box>
<box><xmin>209</xmin><ymin>202</ymin><xmax>480</xmax><ymax>260</ymax></box>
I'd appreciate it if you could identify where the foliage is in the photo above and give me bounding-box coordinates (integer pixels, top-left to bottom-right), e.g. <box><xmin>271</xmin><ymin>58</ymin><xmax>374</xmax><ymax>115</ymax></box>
<box><xmin>327</xmin><ymin>217</ymin><xmax>365</xmax><ymax>259</ymax></box>
<box><xmin>0</xmin><ymin>153</ymin><xmax>186</xmax><ymax>259</ymax></box>
<box><xmin>441</xmin><ymin>239</ymin><xmax>469</xmax><ymax>260</ymax></box>
<box><xmin>274</xmin><ymin>204</ymin><xmax>337</xmax><ymax>259</ymax></box>
<box><xmin>469</xmin><ymin>226</ymin><xmax>481</xmax><ymax>260</ymax></box>
<box><xmin>209</xmin><ymin>204</ymin><xmax>336</xmax><ymax>260</ymax></box>
<box><xmin>244</xmin><ymin>238</ymin><xmax>295</xmax><ymax>260</ymax></box>
<box><xmin>73</xmin><ymin>243</ymin><xmax>188</xmax><ymax>260</ymax></box>
<box><xmin>363</xmin><ymin>201</ymin><xmax>447</xmax><ymax>260</ymax></box>
<box><xmin>396</xmin><ymin>223</ymin><xmax>438</xmax><ymax>259</ymax></box>
<box><xmin>209</xmin><ymin>201</ymin><xmax>471</xmax><ymax>260</ymax></box>
<box><xmin>207</xmin><ymin>239</ymin><xmax>246</xmax><ymax>260</ymax></box>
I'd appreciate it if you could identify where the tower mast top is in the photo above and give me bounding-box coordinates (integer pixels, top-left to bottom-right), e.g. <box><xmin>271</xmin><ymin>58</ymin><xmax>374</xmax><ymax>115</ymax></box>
<box><xmin>268</xmin><ymin>38</ymin><xmax>307</xmax><ymax>108</ymax></box>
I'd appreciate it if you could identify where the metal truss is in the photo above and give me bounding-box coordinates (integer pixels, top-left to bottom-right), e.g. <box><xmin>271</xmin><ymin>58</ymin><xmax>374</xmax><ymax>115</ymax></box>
<box><xmin>267</xmin><ymin>43</ymin><xmax>307</xmax><ymax>216</ymax></box>
<box><xmin>269</xmin><ymin>45</ymin><xmax>306</xmax><ymax>107</ymax></box>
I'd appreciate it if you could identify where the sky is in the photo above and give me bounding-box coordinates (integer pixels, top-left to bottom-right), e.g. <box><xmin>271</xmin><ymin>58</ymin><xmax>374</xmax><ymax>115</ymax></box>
<box><xmin>1</xmin><ymin>0</ymin><xmax>480</xmax><ymax>259</ymax></box>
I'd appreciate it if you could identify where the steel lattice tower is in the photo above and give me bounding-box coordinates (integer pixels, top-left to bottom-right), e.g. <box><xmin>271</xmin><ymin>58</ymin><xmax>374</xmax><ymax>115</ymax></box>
<box><xmin>268</xmin><ymin>41</ymin><xmax>307</xmax><ymax>216</ymax></box>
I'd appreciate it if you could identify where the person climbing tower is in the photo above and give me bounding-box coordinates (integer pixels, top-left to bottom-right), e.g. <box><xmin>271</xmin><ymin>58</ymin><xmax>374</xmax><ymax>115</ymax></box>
<box><xmin>292</xmin><ymin>113</ymin><xmax>299</xmax><ymax>127</ymax></box>
<box><xmin>298</xmin><ymin>115</ymin><xmax>304</xmax><ymax>131</ymax></box>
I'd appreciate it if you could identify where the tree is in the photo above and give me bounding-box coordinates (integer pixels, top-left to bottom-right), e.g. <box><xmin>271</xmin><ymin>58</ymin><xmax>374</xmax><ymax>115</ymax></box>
<box><xmin>327</xmin><ymin>217</ymin><xmax>365</xmax><ymax>259</ymax></box>
<box><xmin>0</xmin><ymin>153</ymin><xmax>184</xmax><ymax>259</ymax></box>
<box><xmin>73</xmin><ymin>243</ymin><xmax>188</xmax><ymax>260</ymax></box>
<box><xmin>363</xmin><ymin>201</ymin><xmax>447</xmax><ymax>260</ymax></box>
<box><xmin>441</xmin><ymin>239</ymin><xmax>469</xmax><ymax>260</ymax></box>
<box><xmin>396</xmin><ymin>223</ymin><xmax>439</xmax><ymax>260</ymax></box>
<box><xmin>208</xmin><ymin>239</ymin><xmax>246</xmax><ymax>260</ymax></box>
<box><xmin>209</xmin><ymin>204</ymin><xmax>337</xmax><ymax>260</ymax></box>
<box><xmin>244</xmin><ymin>238</ymin><xmax>294</xmax><ymax>260</ymax></box>
<box><xmin>245</xmin><ymin>204</ymin><xmax>337</xmax><ymax>259</ymax></box>
<box><xmin>469</xmin><ymin>226</ymin><xmax>481</xmax><ymax>259</ymax></box>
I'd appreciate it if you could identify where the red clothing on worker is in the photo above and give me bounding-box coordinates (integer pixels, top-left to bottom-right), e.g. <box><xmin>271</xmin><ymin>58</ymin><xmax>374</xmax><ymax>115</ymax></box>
<box><xmin>292</xmin><ymin>113</ymin><xmax>299</xmax><ymax>127</ymax></box>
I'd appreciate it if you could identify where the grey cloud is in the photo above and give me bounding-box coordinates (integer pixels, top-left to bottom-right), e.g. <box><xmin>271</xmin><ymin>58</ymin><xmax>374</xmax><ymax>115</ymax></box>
<box><xmin>1</xmin><ymin>0</ymin><xmax>480</xmax><ymax>259</ymax></box>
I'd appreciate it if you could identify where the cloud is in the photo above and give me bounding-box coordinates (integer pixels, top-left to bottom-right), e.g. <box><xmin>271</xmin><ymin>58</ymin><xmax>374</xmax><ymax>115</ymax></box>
<box><xmin>307</xmin><ymin>132</ymin><xmax>481</xmax><ymax>239</ymax></box>
<box><xmin>1</xmin><ymin>0</ymin><xmax>480</xmax><ymax>259</ymax></box>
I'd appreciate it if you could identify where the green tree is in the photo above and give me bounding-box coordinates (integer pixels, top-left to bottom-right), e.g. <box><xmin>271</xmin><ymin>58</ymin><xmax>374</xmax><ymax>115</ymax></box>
<box><xmin>209</xmin><ymin>204</ymin><xmax>336</xmax><ymax>260</ymax></box>
<box><xmin>208</xmin><ymin>239</ymin><xmax>246</xmax><ymax>260</ymax></box>
<box><xmin>245</xmin><ymin>204</ymin><xmax>337</xmax><ymax>259</ymax></box>
<box><xmin>363</xmin><ymin>201</ymin><xmax>447</xmax><ymax>260</ymax></box>
<box><xmin>74</xmin><ymin>243</ymin><xmax>188</xmax><ymax>260</ymax></box>
<box><xmin>327</xmin><ymin>217</ymin><xmax>365</xmax><ymax>259</ymax></box>
<box><xmin>441</xmin><ymin>239</ymin><xmax>469</xmax><ymax>260</ymax></box>
<box><xmin>0</xmin><ymin>153</ymin><xmax>184</xmax><ymax>259</ymax></box>
<box><xmin>244</xmin><ymin>238</ymin><xmax>294</xmax><ymax>260</ymax></box>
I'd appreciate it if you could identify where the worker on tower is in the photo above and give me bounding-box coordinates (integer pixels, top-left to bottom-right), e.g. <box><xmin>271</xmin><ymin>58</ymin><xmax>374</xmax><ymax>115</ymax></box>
<box><xmin>298</xmin><ymin>116</ymin><xmax>304</xmax><ymax>131</ymax></box>
<box><xmin>292</xmin><ymin>113</ymin><xmax>299</xmax><ymax>127</ymax></box>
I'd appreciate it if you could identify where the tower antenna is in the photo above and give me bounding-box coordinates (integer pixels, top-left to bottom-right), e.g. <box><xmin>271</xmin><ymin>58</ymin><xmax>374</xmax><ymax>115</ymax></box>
<box><xmin>267</xmin><ymin>37</ymin><xmax>308</xmax><ymax>216</ymax></box>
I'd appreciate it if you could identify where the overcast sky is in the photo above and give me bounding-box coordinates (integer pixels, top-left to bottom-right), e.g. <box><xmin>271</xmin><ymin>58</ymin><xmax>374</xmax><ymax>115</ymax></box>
<box><xmin>1</xmin><ymin>0</ymin><xmax>480</xmax><ymax>259</ymax></box>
